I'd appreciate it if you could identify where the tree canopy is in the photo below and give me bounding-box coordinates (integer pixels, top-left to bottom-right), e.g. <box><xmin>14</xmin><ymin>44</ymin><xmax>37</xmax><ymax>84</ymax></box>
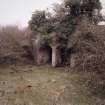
<box><xmin>28</xmin><ymin>0</ymin><xmax>102</xmax><ymax>47</ymax></box>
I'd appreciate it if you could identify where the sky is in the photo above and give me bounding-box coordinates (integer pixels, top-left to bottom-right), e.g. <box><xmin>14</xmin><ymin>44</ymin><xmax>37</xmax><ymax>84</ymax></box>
<box><xmin>0</xmin><ymin>0</ymin><xmax>105</xmax><ymax>27</ymax></box>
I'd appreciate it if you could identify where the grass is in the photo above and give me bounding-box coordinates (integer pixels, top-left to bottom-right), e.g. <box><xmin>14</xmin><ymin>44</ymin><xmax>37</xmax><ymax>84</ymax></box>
<box><xmin>0</xmin><ymin>65</ymin><xmax>104</xmax><ymax>105</ymax></box>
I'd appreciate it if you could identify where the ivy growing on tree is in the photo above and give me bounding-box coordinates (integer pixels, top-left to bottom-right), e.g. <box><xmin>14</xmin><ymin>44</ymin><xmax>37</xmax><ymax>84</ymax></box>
<box><xmin>29</xmin><ymin>0</ymin><xmax>102</xmax><ymax>47</ymax></box>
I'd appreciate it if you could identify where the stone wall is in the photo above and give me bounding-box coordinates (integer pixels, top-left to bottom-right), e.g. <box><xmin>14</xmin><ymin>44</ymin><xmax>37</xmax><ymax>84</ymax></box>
<box><xmin>31</xmin><ymin>33</ymin><xmax>50</xmax><ymax>65</ymax></box>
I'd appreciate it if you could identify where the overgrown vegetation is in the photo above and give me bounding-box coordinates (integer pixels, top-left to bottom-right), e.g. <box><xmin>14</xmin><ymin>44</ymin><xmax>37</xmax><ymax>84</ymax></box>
<box><xmin>0</xmin><ymin>26</ymin><xmax>33</xmax><ymax>65</ymax></box>
<box><xmin>29</xmin><ymin>0</ymin><xmax>105</xmax><ymax>70</ymax></box>
<box><xmin>29</xmin><ymin>0</ymin><xmax>102</xmax><ymax>39</ymax></box>
<box><xmin>0</xmin><ymin>0</ymin><xmax>105</xmax><ymax>104</ymax></box>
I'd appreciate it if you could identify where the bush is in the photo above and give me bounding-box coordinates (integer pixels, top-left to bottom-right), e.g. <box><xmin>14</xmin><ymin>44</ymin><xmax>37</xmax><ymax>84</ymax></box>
<box><xmin>69</xmin><ymin>18</ymin><xmax>105</xmax><ymax>73</ymax></box>
<box><xmin>0</xmin><ymin>26</ymin><xmax>33</xmax><ymax>65</ymax></box>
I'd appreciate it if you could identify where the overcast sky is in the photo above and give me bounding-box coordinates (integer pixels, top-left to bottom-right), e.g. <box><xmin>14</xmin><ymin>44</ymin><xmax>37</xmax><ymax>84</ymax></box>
<box><xmin>0</xmin><ymin>0</ymin><xmax>105</xmax><ymax>27</ymax></box>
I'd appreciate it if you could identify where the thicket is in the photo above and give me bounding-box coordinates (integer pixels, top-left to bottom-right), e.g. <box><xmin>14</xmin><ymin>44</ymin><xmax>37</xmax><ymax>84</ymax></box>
<box><xmin>29</xmin><ymin>0</ymin><xmax>105</xmax><ymax>71</ymax></box>
<box><xmin>0</xmin><ymin>26</ymin><xmax>32</xmax><ymax>65</ymax></box>
<box><xmin>0</xmin><ymin>0</ymin><xmax>105</xmax><ymax>73</ymax></box>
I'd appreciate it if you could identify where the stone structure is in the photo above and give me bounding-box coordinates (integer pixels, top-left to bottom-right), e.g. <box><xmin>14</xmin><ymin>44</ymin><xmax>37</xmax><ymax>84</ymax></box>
<box><xmin>31</xmin><ymin>33</ymin><xmax>50</xmax><ymax>65</ymax></box>
<box><xmin>30</xmin><ymin>32</ymin><xmax>61</xmax><ymax>67</ymax></box>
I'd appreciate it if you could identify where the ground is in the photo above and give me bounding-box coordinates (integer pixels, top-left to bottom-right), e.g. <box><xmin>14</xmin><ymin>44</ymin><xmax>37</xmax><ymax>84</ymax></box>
<box><xmin>0</xmin><ymin>65</ymin><xmax>105</xmax><ymax>105</ymax></box>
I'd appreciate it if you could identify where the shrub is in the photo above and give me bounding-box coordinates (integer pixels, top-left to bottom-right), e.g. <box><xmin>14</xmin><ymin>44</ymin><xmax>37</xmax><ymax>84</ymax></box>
<box><xmin>0</xmin><ymin>26</ymin><xmax>32</xmax><ymax>65</ymax></box>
